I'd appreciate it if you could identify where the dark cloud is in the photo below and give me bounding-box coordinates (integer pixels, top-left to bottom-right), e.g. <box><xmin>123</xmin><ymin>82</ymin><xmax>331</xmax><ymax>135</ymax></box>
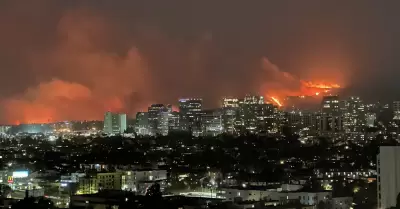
<box><xmin>0</xmin><ymin>0</ymin><xmax>399</xmax><ymax>123</ymax></box>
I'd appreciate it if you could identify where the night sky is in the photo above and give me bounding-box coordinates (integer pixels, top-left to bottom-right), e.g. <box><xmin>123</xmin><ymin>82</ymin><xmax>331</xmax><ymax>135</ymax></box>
<box><xmin>0</xmin><ymin>1</ymin><xmax>399</xmax><ymax>123</ymax></box>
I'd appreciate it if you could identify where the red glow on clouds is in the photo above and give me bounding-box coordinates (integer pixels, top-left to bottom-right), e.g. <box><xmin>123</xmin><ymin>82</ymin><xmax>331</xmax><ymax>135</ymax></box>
<box><xmin>1</xmin><ymin>10</ymin><xmax>151</xmax><ymax>124</ymax></box>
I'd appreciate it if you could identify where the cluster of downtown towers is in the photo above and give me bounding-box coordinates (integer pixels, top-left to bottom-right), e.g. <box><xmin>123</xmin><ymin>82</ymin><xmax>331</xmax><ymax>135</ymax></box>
<box><xmin>104</xmin><ymin>94</ymin><xmax>380</xmax><ymax>137</ymax></box>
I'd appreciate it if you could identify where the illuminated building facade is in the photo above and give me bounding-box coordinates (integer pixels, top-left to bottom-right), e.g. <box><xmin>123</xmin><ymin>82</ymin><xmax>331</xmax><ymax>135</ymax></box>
<box><xmin>148</xmin><ymin>104</ymin><xmax>166</xmax><ymax>135</ymax></box>
<box><xmin>233</xmin><ymin>95</ymin><xmax>278</xmax><ymax>134</ymax></box>
<box><xmin>103</xmin><ymin>112</ymin><xmax>127</xmax><ymax>134</ymax></box>
<box><xmin>77</xmin><ymin>172</ymin><xmax>122</xmax><ymax>194</ymax></box>
<box><xmin>135</xmin><ymin>112</ymin><xmax>149</xmax><ymax>135</ymax></box>
<box><xmin>147</xmin><ymin>104</ymin><xmax>173</xmax><ymax>136</ymax></box>
<box><xmin>366</xmin><ymin>113</ymin><xmax>376</xmax><ymax>127</ymax></box>
<box><xmin>221</xmin><ymin>97</ymin><xmax>239</xmax><ymax>134</ymax></box>
<box><xmin>168</xmin><ymin>111</ymin><xmax>180</xmax><ymax>132</ymax></box>
<box><xmin>179</xmin><ymin>98</ymin><xmax>203</xmax><ymax>136</ymax></box>
<box><xmin>201</xmin><ymin>109</ymin><xmax>223</xmax><ymax>136</ymax></box>
<box><xmin>320</xmin><ymin>96</ymin><xmax>343</xmax><ymax>133</ymax></box>
<box><xmin>157</xmin><ymin>105</ymin><xmax>172</xmax><ymax>136</ymax></box>
<box><xmin>393</xmin><ymin>101</ymin><xmax>400</xmax><ymax>120</ymax></box>
<box><xmin>341</xmin><ymin>96</ymin><xmax>366</xmax><ymax>133</ymax></box>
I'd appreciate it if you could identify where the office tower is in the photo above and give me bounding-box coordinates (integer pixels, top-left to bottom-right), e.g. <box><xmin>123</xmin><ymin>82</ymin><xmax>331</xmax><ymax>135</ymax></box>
<box><xmin>320</xmin><ymin>95</ymin><xmax>343</xmax><ymax>133</ymax></box>
<box><xmin>179</xmin><ymin>98</ymin><xmax>203</xmax><ymax>136</ymax></box>
<box><xmin>168</xmin><ymin>111</ymin><xmax>180</xmax><ymax>132</ymax></box>
<box><xmin>201</xmin><ymin>109</ymin><xmax>223</xmax><ymax>136</ymax></box>
<box><xmin>341</xmin><ymin>96</ymin><xmax>366</xmax><ymax>133</ymax></box>
<box><xmin>158</xmin><ymin>106</ymin><xmax>172</xmax><ymax>136</ymax></box>
<box><xmin>135</xmin><ymin>112</ymin><xmax>149</xmax><ymax>135</ymax></box>
<box><xmin>148</xmin><ymin>104</ymin><xmax>166</xmax><ymax>135</ymax></box>
<box><xmin>377</xmin><ymin>147</ymin><xmax>400</xmax><ymax>209</ymax></box>
<box><xmin>234</xmin><ymin>95</ymin><xmax>277</xmax><ymax>134</ymax></box>
<box><xmin>366</xmin><ymin>113</ymin><xmax>376</xmax><ymax>127</ymax></box>
<box><xmin>221</xmin><ymin>97</ymin><xmax>239</xmax><ymax>134</ymax></box>
<box><xmin>147</xmin><ymin>104</ymin><xmax>172</xmax><ymax>136</ymax></box>
<box><xmin>393</xmin><ymin>101</ymin><xmax>400</xmax><ymax>120</ymax></box>
<box><xmin>286</xmin><ymin>111</ymin><xmax>302</xmax><ymax>130</ymax></box>
<box><xmin>321</xmin><ymin>95</ymin><xmax>340</xmax><ymax>114</ymax></box>
<box><xmin>103</xmin><ymin>112</ymin><xmax>127</xmax><ymax>134</ymax></box>
<box><xmin>222</xmin><ymin>97</ymin><xmax>239</xmax><ymax>108</ymax></box>
<box><xmin>257</xmin><ymin>103</ymin><xmax>278</xmax><ymax>133</ymax></box>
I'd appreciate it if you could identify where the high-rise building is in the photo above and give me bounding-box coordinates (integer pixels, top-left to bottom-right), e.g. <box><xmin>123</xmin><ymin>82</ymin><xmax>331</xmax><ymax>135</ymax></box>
<box><xmin>222</xmin><ymin>97</ymin><xmax>239</xmax><ymax>108</ymax></box>
<box><xmin>201</xmin><ymin>109</ymin><xmax>223</xmax><ymax>136</ymax></box>
<box><xmin>179</xmin><ymin>98</ymin><xmax>203</xmax><ymax>136</ymax></box>
<box><xmin>148</xmin><ymin>104</ymin><xmax>166</xmax><ymax>135</ymax></box>
<box><xmin>341</xmin><ymin>96</ymin><xmax>366</xmax><ymax>133</ymax></box>
<box><xmin>221</xmin><ymin>97</ymin><xmax>239</xmax><ymax>134</ymax></box>
<box><xmin>147</xmin><ymin>104</ymin><xmax>172</xmax><ymax>136</ymax></box>
<box><xmin>320</xmin><ymin>95</ymin><xmax>343</xmax><ymax>133</ymax></box>
<box><xmin>103</xmin><ymin>112</ymin><xmax>127</xmax><ymax>134</ymax></box>
<box><xmin>377</xmin><ymin>146</ymin><xmax>400</xmax><ymax>209</ymax></box>
<box><xmin>366</xmin><ymin>113</ymin><xmax>376</xmax><ymax>127</ymax></box>
<box><xmin>135</xmin><ymin>112</ymin><xmax>149</xmax><ymax>135</ymax></box>
<box><xmin>321</xmin><ymin>95</ymin><xmax>340</xmax><ymax>115</ymax></box>
<box><xmin>233</xmin><ymin>95</ymin><xmax>278</xmax><ymax>134</ymax></box>
<box><xmin>393</xmin><ymin>101</ymin><xmax>400</xmax><ymax>120</ymax></box>
<box><xmin>168</xmin><ymin>111</ymin><xmax>180</xmax><ymax>132</ymax></box>
<box><xmin>158</xmin><ymin>106</ymin><xmax>172</xmax><ymax>136</ymax></box>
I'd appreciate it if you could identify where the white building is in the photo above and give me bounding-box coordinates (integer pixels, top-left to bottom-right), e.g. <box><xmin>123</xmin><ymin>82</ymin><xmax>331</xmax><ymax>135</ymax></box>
<box><xmin>103</xmin><ymin>112</ymin><xmax>127</xmax><ymax>134</ymax></box>
<box><xmin>218</xmin><ymin>186</ymin><xmax>274</xmax><ymax>202</ymax></box>
<box><xmin>377</xmin><ymin>146</ymin><xmax>400</xmax><ymax>209</ymax></box>
<box><xmin>122</xmin><ymin>170</ymin><xmax>168</xmax><ymax>194</ymax></box>
<box><xmin>366</xmin><ymin>113</ymin><xmax>376</xmax><ymax>127</ymax></box>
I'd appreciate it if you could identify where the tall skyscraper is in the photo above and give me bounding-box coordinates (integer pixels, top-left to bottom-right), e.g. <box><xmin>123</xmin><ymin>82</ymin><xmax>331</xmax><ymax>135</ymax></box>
<box><xmin>341</xmin><ymin>96</ymin><xmax>366</xmax><ymax>133</ymax></box>
<box><xmin>103</xmin><ymin>112</ymin><xmax>127</xmax><ymax>134</ymax></box>
<box><xmin>179</xmin><ymin>98</ymin><xmax>203</xmax><ymax>136</ymax></box>
<box><xmin>168</xmin><ymin>111</ymin><xmax>180</xmax><ymax>132</ymax></box>
<box><xmin>158</xmin><ymin>105</ymin><xmax>172</xmax><ymax>136</ymax></box>
<box><xmin>366</xmin><ymin>113</ymin><xmax>376</xmax><ymax>127</ymax></box>
<box><xmin>135</xmin><ymin>112</ymin><xmax>149</xmax><ymax>135</ymax></box>
<box><xmin>221</xmin><ymin>97</ymin><xmax>239</xmax><ymax>134</ymax></box>
<box><xmin>393</xmin><ymin>101</ymin><xmax>400</xmax><ymax>120</ymax></box>
<box><xmin>320</xmin><ymin>95</ymin><xmax>343</xmax><ymax>133</ymax></box>
<box><xmin>147</xmin><ymin>104</ymin><xmax>172</xmax><ymax>136</ymax></box>
<box><xmin>201</xmin><ymin>109</ymin><xmax>223</xmax><ymax>136</ymax></box>
<box><xmin>377</xmin><ymin>146</ymin><xmax>400</xmax><ymax>209</ymax></box>
<box><xmin>233</xmin><ymin>95</ymin><xmax>277</xmax><ymax>134</ymax></box>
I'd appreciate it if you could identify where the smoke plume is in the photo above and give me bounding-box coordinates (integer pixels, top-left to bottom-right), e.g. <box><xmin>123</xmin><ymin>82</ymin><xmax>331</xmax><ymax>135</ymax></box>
<box><xmin>1</xmin><ymin>8</ymin><xmax>151</xmax><ymax>123</ymax></box>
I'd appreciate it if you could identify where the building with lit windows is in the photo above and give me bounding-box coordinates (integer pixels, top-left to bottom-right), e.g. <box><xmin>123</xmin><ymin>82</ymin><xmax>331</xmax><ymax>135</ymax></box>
<box><xmin>221</xmin><ymin>97</ymin><xmax>239</xmax><ymax>134</ymax></box>
<box><xmin>393</xmin><ymin>101</ymin><xmax>400</xmax><ymax>120</ymax></box>
<box><xmin>201</xmin><ymin>109</ymin><xmax>223</xmax><ymax>136</ymax></box>
<box><xmin>122</xmin><ymin>170</ymin><xmax>167</xmax><ymax>194</ymax></box>
<box><xmin>341</xmin><ymin>96</ymin><xmax>366</xmax><ymax>133</ymax></box>
<box><xmin>103</xmin><ymin>112</ymin><xmax>127</xmax><ymax>134</ymax></box>
<box><xmin>179</xmin><ymin>98</ymin><xmax>203</xmax><ymax>136</ymax></box>
<box><xmin>77</xmin><ymin>172</ymin><xmax>123</xmax><ymax>195</ymax></box>
<box><xmin>320</xmin><ymin>96</ymin><xmax>343</xmax><ymax>133</ymax></box>
<box><xmin>134</xmin><ymin>112</ymin><xmax>149</xmax><ymax>135</ymax></box>
<box><xmin>148</xmin><ymin>104</ymin><xmax>167</xmax><ymax>135</ymax></box>
<box><xmin>233</xmin><ymin>95</ymin><xmax>278</xmax><ymax>134</ymax></box>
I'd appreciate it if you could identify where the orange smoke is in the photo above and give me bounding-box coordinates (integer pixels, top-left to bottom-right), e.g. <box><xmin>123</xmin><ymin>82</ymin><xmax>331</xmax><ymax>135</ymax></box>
<box><xmin>1</xmin><ymin>9</ymin><xmax>151</xmax><ymax>124</ymax></box>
